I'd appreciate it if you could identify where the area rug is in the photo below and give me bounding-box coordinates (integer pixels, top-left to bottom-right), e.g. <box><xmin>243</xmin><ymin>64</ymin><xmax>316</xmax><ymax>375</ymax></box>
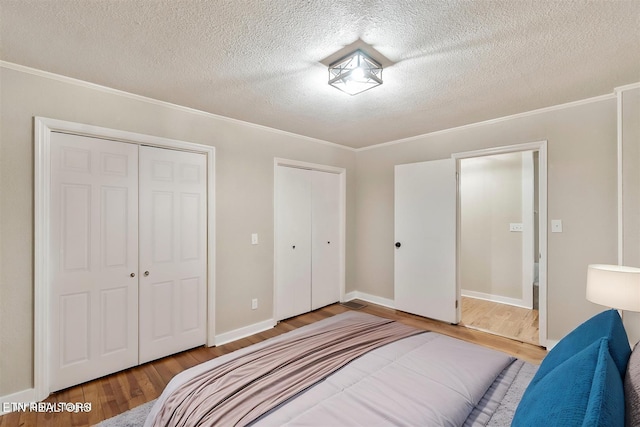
<box><xmin>95</xmin><ymin>400</ymin><xmax>155</xmax><ymax>427</ymax></box>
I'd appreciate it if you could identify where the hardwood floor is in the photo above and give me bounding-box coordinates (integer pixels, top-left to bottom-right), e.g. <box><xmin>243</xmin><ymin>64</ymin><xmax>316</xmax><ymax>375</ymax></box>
<box><xmin>0</xmin><ymin>301</ymin><xmax>546</xmax><ymax>427</ymax></box>
<box><xmin>460</xmin><ymin>296</ymin><xmax>540</xmax><ymax>345</ymax></box>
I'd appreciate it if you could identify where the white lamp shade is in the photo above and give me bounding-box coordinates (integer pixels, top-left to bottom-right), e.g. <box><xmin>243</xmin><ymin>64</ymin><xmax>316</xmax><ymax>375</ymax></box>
<box><xmin>586</xmin><ymin>264</ymin><xmax>640</xmax><ymax>312</ymax></box>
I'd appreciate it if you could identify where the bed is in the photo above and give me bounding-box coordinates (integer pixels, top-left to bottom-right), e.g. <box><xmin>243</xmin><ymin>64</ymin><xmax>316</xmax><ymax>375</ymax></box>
<box><xmin>144</xmin><ymin>309</ymin><xmax>638</xmax><ymax>426</ymax></box>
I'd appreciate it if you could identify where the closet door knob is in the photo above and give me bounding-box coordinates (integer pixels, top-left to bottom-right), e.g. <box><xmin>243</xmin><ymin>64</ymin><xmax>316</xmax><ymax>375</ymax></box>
<box><xmin>130</xmin><ymin>273</ymin><xmax>136</xmax><ymax>278</ymax></box>
<box><xmin>292</xmin><ymin>245</ymin><xmax>296</xmax><ymax>249</ymax></box>
<box><xmin>395</xmin><ymin>242</ymin><xmax>401</xmax><ymax>248</ymax></box>
<box><xmin>144</xmin><ymin>271</ymin><xmax>150</xmax><ymax>277</ymax></box>
<box><xmin>327</xmin><ymin>241</ymin><xmax>331</xmax><ymax>244</ymax></box>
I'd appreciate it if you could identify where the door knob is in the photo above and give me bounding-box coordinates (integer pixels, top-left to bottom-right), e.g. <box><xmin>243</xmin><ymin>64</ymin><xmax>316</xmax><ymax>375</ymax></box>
<box><xmin>292</xmin><ymin>245</ymin><xmax>296</xmax><ymax>249</ymax></box>
<box><xmin>130</xmin><ymin>273</ymin><xmax>136</xmax><ymax>278</ymax></box>
<box><xmin>144</xmin><ymin>271</ymin><xmax>150</xmax><ymax>277</ymax></box>
<box><xmin>395</xmin><ymin>242</ymin><xmax>401</xmax><ymax>248</ymax></box>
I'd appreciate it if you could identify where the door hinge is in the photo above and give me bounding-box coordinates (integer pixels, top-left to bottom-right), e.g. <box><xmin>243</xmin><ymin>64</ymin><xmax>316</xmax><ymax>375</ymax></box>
<box><xmin>455</xmin><ymin>300</ymin><xmax>459</xmax><ymax>309</ymax></box>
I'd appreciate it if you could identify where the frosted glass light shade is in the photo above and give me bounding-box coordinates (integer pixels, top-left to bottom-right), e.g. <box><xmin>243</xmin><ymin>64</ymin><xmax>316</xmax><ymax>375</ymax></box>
<box><xmin>328</xmin><ymin>50</ymin><xmax>382</xmax><ymax>96</ymax></box>
<box><xmin>586</xmin><ymin>264</ymin><xmax>640</xmax><ymax>312</ymax></box>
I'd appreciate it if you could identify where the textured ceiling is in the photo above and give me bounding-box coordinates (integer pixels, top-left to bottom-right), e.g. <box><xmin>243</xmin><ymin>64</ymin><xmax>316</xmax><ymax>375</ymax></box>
<box><xmin>1</xmin><ymin>0</ymin><xmax>639</xmax><ymax>149</ymax></box>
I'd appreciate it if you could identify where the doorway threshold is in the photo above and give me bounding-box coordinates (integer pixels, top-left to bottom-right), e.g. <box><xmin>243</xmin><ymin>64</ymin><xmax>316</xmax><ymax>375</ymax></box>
<box><xmin>461</xmin><ymin>323</ymin><xmax>540</xmax><ymax>347</ymax></box>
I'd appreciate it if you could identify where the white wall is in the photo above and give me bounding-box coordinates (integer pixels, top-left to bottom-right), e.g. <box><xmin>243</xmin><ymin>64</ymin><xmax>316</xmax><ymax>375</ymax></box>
<box><xmin>460</xmin><ymin>152</ymin><xmax>524</xmax><ymax>300</ymax></box>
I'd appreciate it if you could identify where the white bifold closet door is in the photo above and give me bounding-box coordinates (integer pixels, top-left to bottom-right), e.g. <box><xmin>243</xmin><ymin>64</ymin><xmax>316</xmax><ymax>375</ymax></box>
<box><xmin>310</xmin><ymin>171</ymin><xmax>341</xmax><ymax>310</ymax></box>
<box><xmin>275</xmin><ymin>166</ymin><xmax>340</xmax><ymax>320</ymax></box>
<box><xmin>50</xmin><ymin>132</ymin><xmax>139</xmax><ymax>391</ymax></box>
<box><xmin>50</xmin><ymin>134</ymin><xmax>207</xmax><ymax>391</ymax></box>
<box><xmin>276</xmin><ymin>166</ymin><xmax>312</xmax><ymax>320</ymax></box>
<box><xmin>138</xmin><ymin>146</ymin><xmax>207</xmax><ymax>364</ymax></box>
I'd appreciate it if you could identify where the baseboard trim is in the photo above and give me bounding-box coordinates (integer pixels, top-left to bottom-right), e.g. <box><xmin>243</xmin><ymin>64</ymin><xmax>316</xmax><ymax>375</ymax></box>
<box><xmin>214</xmin><ymin>318</ymin><xmax>276</xmax><ymax>347</ymax></box>
<box><xmin>462</xmin><ymin>290</ymin><xmax>532</xmax><ymax>310</ymax></box>
<box><xmin>545</xmin><ymin>339</ymin><xmax>559</xmax><ymax>351</ymax></box>
<box><xmin>0</xmin><ymin>388</ymin><xmax>37</xmax><ymax>415</ymax></box>
<box><xmin>344</xmin><ymin>291</ymin><xmax>395</xmax><ymax>309</ymax></box>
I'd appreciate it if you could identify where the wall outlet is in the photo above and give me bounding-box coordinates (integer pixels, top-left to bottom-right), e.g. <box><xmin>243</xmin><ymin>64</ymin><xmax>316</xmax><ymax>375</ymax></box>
<box><xmin>509</xmin><ymin>223</ymin><xmax>523</xmax><ymax>232</ymax></box>
<box><xmin>251</xmin><ymin>298</ymin><xmax>258</xmax><ymax>310</ymax></box>
<box><xmin>251</xmin><ymin>233</ymin><xmax>259</xmax><ymax>245</ymax></box>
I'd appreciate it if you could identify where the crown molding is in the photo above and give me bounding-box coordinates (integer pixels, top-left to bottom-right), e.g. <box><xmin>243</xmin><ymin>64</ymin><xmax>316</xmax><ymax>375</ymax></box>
<box><xmin>2</xmin><ymin>61</ymin><xmax>633</xmax><ymax>153</ymax></box>
<box><xmin>356</xmin><ymin>92</ymin><xmax>617</xmax><ymax>152</ymax></box>
<box><xmin>614</xmin><ymin>82</ymin><xmax>640</xmax><ymax>93</ymax></box>
<box><xmin>0</xmin><ymin>61</ymin><xmax>355</xmax><ymax>152</ymax></box>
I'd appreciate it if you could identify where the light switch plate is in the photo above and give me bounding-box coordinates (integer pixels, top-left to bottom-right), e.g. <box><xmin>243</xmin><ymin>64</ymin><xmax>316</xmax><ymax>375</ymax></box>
<box><xmin>551</xmin><ymin>219</ymin><xmax>563</xmax><ymax>233</ymax></box>
<box><xmin>509</xmin><ymin>223</ymin><xmax>523</xmax><ymax>232</ymax></box>
<box><xmin>251</xmin><ymin>233</ymin><xmax>259</xmax><ymax>245</ymax></box>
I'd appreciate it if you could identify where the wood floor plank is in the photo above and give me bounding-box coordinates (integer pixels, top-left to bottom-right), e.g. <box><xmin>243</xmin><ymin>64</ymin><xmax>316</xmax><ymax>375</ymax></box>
<box><xmin>19</xmin><ymin>410</ymin><xmax>39</xmax><ymax>427</ymax></box>
<box><xmin>95</xmin><ymin>377</ymin><xmax>121</xmax><ymax>421</ymax></box>
<box><xmin>460</xmin><ymin>296</ymin><xmax>540</xmax><ymax>345</ymax></box>
<box><xmin>183</xmin><ymin>346</ymin><xmax>215</xmax><ymax>365</ymax></box>
<box><xmin>0</xmin><ymin>301</ymin><xmax>547</xmax><ymax>426</ymax></box>
<box><xmin>152</xmin><ymin>356</ymin><xmax>185</xmax><ymax>386</ymax></box>
<box><xmin>0</xmin><ymin>407</ymin><xmax>37</xmax><ymax>427</ymax></box>
<box><xmin>81</xmin><ymin>379</ymin><xmax>106</xmax><ymax>426</ymax></box>
<box><xmin>65</xmin><ymin>384</ymin><xmax>90</xmax><ymax>427</ymax></box>
<box><xmin>137</xmin><ymin>364</ymin><xmax>166</xmax><ymax>402</ymax></box>
<box><xmin>172</xmin><ymin>349</ymin><xmax>204</xmax><ymax>372</ymax></box>
<box><xmin>116</xmin><ymin>369</ymin><xmax>147</xmax><ymax>411</ymax></box>
<box><xmin>106</xmin><ymin>371</ymin><xmax>130</xmax><ymax>414</ymax></box>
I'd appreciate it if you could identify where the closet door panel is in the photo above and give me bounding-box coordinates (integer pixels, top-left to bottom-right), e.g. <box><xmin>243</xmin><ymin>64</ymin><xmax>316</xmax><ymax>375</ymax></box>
<box><xmin>50</xmin><ymin>132</ymin><xmax>139</xmax><ymax>392</ymax></box>
<box><xmin>311</xmin><ymin>171</ymin><xmax>341</xmax><ymax>310</ymax></box>
<box><xmin>275</xmin><ymin>166</ymin><xmax>312</xmax><ymax>320</ymax></box>
<box><xmin>139</xmin><ymin>146</ymin><xmax>207</xmax><ymax>364</ymax></box>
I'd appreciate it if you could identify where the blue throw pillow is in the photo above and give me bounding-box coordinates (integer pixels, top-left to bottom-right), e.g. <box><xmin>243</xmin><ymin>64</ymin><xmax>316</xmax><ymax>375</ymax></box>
<box><xmin>584</xmin><ymin>341</ymin><xmax>625</xmax><ymax>426</ymax></box>
<box><xmin>512</xmin><ymin>338</ymin><xmax>624</xmax><ymax>426</ymax></box>
<box><xmin>532</xmin><ymin>310</ymin><xmax>630</xmax><ymax>386</ymax></box>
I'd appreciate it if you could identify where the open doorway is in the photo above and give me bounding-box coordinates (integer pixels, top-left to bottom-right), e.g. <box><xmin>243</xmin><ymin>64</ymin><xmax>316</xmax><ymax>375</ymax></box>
<box><xmin>455</xmin><ymin>144</ymin><xmax>546</xmax><ymax>346</ymax></box>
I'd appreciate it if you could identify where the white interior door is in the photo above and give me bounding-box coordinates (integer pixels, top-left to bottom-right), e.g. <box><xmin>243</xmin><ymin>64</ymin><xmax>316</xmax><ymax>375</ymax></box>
<box><xmin>275</xmin><ymin>166</ymin><xmax>312</xmax><ymax>320</ymax></box>
<box><xmin>394</xmin><ymin>159</ymin><xmax>458</xmax><ymax>324</ymax></box>
<box><xmin>311</xmin><ymin>170</ymin><xmax>341</xmax><ymax>310</ymax></box>
<box><xmin>138</xmin><ymin>146</ymin><xmax>207</xmax><ymax>364</ymax></box>
<box><xmin>50</xmin><ymin>132</ymin><xmax>139</xmax><ymax>391</ymax></box>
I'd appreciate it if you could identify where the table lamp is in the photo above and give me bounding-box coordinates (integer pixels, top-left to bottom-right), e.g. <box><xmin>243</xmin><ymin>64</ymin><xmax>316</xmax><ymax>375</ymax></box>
<box><xmin>586</xmin><ymin>264</ymin><xmax>640</xmax><ymax>312</ymax></box>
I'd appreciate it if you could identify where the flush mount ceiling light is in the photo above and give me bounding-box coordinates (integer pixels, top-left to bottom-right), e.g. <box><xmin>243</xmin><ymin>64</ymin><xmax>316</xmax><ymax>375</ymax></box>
<box><xmin>328</xmin><ymin>49</ymin><xmax>383</xmax><ymax>96</ymax></box>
